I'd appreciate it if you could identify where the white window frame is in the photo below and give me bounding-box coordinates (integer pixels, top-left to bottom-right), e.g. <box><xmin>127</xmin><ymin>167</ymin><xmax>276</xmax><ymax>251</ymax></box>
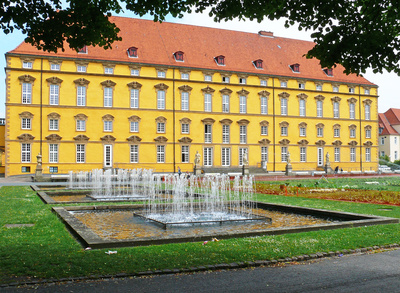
<box><xmin>239</xmin><ymin>77</ymin><xmax>246</xmax><ymax>84</ymax></box>
<box><xmin>130</xmin><ymin>89</ymin><xmax>139</xmax><ymax>109</ymax></box>
<box><xmin>281</xmin><ymin>146</ymin><xmax>288</xmax><ymax>162</ymax></box>
<box><xmin>130</xmin><ymin>121</ymin><xmax>139</xmax><ymax>132</ymax></box>
<box><xmin>157</xmin><ymin>71</ymin><xmax>166</xmax><ymax>78</ymax></box>
<box><xmin>204</xmin><ymin>93</ymin><xmax>212</xmax><ymax>112</ymax></box>
<box><xmin>103</xmin><ymin>87</ymin><xmax>113</xmax><ymax>107</ymax></box>
<box><xmin>299</xmin><ymin>127</ymin><xmax>306</xmax><ymax>137</ymax></box>
<box><xmin>181</xmin><ymin>72</ymin><xmax>189</xmax><ymax>80</ymax></box>
<box><xmin>204</xmin><ymin>75</ymin><xmax>212</xmax><ymax>82</ymax></box>
<box><xmin>157</xmin><ymin>122</ymin><xmax>165</xmax><ymax>133</ymax></box>
<box><xmin>222</xmin><ymin>124</ymin><xmax>230</xmax><ymax>144</ymax></box>
<box><xmin>204</xmin><ymin>124</ymin><xmax>212</xmax><ymax>143</ymax></box>
<box><xmin>260</xmin><ymin>97</ymin><xmax>268</xmax><ymax>114</ymax></box>
<box><xmin>299</xmin><ymin>99</ymin><xmax>306</xmax><ymax>116</ymax></box>
<box><xmin>333</xmin><ymin>86</ymin><xmax>339</xmax><ymax>92</ymax></box>
<box><xmin>365</xmin><ymin>129</ymin><xmax>371</xmax><ymax>138</ymax></box>
<box><xmin>104</xmin><ymin>67</ymin><xmax>114</xmax><ymax>74</ymax></box>
<box><xmin>365</xmin><ymin>148</ymin><xmax>371</xmax><ymax>162</ymax></box>
<box><xmin>22</xmin><ymin>61</ymin><xmax>32</xmax><ymax>69</ymax></box>
<box><xmin>50</xmin><ymin>63</ymin><xmax>60</xmax><ymax>71</ymax></box>
<box><xmin>239</xmin><ymin>96</ymin><xmax>247</xmax><ymax>114</ymax></box>
<box><xmin>350</xmin><ymin>128</ymin><xmax>356</xmax><ymax>138</ymax></box>
<box><xmin>300</xmin><ymin>147</ymin><xmax>306</xmax><ymax>162</ymax></box>
<box><xmin>103</xmin><ymin>120</ymin><xmax>113</xmax><ymax>132</ymax></box>
<box><xmin>157</xmin><ymin>145</ymin><xmax>165</xmax><ymax>163</ymax></box>
<box><xmin>49</xmin><ymin>119</ymin><xmax>59</xmax><ymax>131</ymax></box>
<box><xmin>281</xmin><ymin>126</ymin><xmax>288</xmax><ymax>136</ymax></box>
<box><xmin>222</xmin><ymin>95</ymin><xmax>230</xmax><ymax>113</ymax></box>
<box><xmin>49</xmin><ymin>143</ymin><xmax>58</xmax><ymax>163</ymax></box>
<box><xmin>350</xmin><ymin>147</ymin><xmax>356</xmax><ymax>162</ymax></box>
<box><xmin>261</xmin><ymin>125</ymin><xmax>268</xmax><ymax>136</ymax></box>
<box><xmin>181</xmin><ymin>92</ymin><xmax>189</xmax><ymax>111</ymax></box>
<box><xmin>316</xmin><ymin>84</ymin><xmax>322</xmax><ymax>91</ymax></box>
<box><xmin>76</xmin><ymin>144</ymin><xmax>85</xmax><ymax>163</ymax></box>
<box><xmin>130</xmin><ymin>145</ymin><xmax>139</xmax><ymax>163</ymax></box>
<box><xmin>157</xmin><ymin>90</ymin><xmax>166</xmax><ymax>110</ymax></box>
<box><xmin>131</xmin><ymin>69</ymin><xmax>140</xmax><ymax>76</ymax></box>
<box><xmin>21</xmin><ymin>143</ymin><xmax>31</xmax><ymax>163</ymax></box>
<box><xmin>49</xmin><ymin>84</ymin><xmax>59</xmax><ymax>105</ymax></box>
<box><xmin>317</xmin><ymin>127</ymin><xmax>323</xmax><ymax>137</ymax></box>
<box><xmin>280</xmin><ymin>81</ymin><xmax>287</xmax><ymax>88</ymax></box>
<box><xmin>333</xmin><ymin>101</ymin><xmax>340</xmax><ymax>118</ymax></box>
<box><xmin>22</xmin><ymin>83</ymin><xmax>32</xmax><ymax>104</ymax></box>
<box><xmin>181</xmin><ymin>145</ymin><xmax>189</xmax><ymax>163</ymax></box>
<box><xmin>181</xmin><ymin>123</ymin><xmax>189</xmax><ymax>134</ymax></box>
<box><xmin>76</xmin><ymin>120</ymin><xmax>86</xmax><ymax>131</ymax></box>
<box><xmin>260</xmin><ymin>79</ymin><xmax>267</xmax><ymax>86</ymax></box>
<box><xmin>21</xmin><ymin>118</ymin><xmax>31</xmax><ymax>130</ymax></box>
<box><xmin>281</xmin><ymin>98</ymin><xmax>287</xmax><ymax>115</ymax></box>
<box><xmin>365</xmin><ymin>104</ymin><xmax>371</xmax><ymax>120</ymax></box>
<box><xmin>334</xmin><ymin>128</ymin><xmax>340</xmax><ymax>138</ymax></box>
<box><xmin>77</xmin><ymin>65</ymin><xmax>87</xmax><ymax>73</ymax></box>
<box><xmin>203</xmin><ymin>147</ymin><xmax>213</xmax><ymax>166</ymax></box>
<box><xmin>261</xmin><ymin>146</ymin><xmax>268</xmax><ymax>162</ymax></box>
<box><xmin>240</xmin><ymin>125</ymin><xmax>247</xmax><ymax>144</ymax></box>
<box><xmin>334</xmin><ymin>147</ymin><xmax>340</xmax><ymax>162</ymax></box>
<box><xmin>77</xmin><ymin>86</ymin><xmax>86</xmax><ymax>106</ymax></box>
<box><xmin>349</xmin><ymin>103</ymin><xmax>355</xmax><ymax>119</ymax></box>
<box><xmin>222</xmin><ymin>76</ymin><xmax>230</xmax><ymax>83</ymax></box>
<box><xmin>317</xmin><ymin>100</ymin><xmax>323</xmax><ymax>118</ymax></box>
<box><xmin>221</xmin><ymin>147</ymin><xmax>231</xmax><ymax>166</ymax></box>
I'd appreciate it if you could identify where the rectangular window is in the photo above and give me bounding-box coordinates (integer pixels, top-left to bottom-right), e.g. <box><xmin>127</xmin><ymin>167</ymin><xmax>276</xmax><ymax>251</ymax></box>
<box><xmin>381</xmin><ymin>151</ymin><xmax>385</xmax><ymax>157</ymax></box>
<box><xmin>260</xmin><ymin>97</ymin><xmax>268</xmax><ymax>114</ymax></box>
<box><xmin>49</xmin><ymin>144</ymin><xmax>58</xmax><ymax>163</ymax></box>
<box><xmin>76</xmin><ymin>120</ymin><xmax>86</xmax><ymax>131</ymax></box>
<box><xmin>334</xmin><ymin>147</ymin><xmax>340</xmax><ymax>162</ymax></box>
<box><xmin>131</xmin><ymin>69</ymin><xmax>139</xmax><ymax>76</ymax></box>
<box><xmin>221</xmin><ymin>148</ymin><xmax>230</xmax><ymax>166</ymax></box>
<box><xmin>239</xmin><ymin>96</ymin><xmax>247</xmax><ymax>113</ymax></box>
<box><xmin>222</xmin><ymin>124</ymin><xmax>230</xmax><ymax>144</ymax></box>
<box><xmin>77</xmin><ymin>65</ymin><xmax>87</xmax><ymax>72</ymax></box>
<box><xmin>157</xmin><ymin>145</ymin><xmax>165</xmax><ymax>163</ymax></box>
<box><xmin>333</xmin><ymin>102</ymin><xmax>340</xmax><ymax>118</ymax></box>
<box><xmin>130</xmin><ymin>89</ymin><xmax>139</xmax><ymax>108</ymax></box>
<box><xmin>180</xmin><ymin>91</ymin><xmax>189</xmax><ymax>111</ymax></box>
<box><xmin>49</xmin><ymin>166</ymin><xmax>58</xmax><ymax>173</ymax></box>
<box><xmin>77</xmin><ymin>86</ymin><xmax>86</xmax><ymax>106</ymax></box>
<box><xmin>21</xmin><ymin>143</ymin><xmax>31</xmax><ymax>163</ymax></box>
<box><xmin>204</xmin><ymin>124</ymin><xmax>212</xmax><ymax>143</ymax></box>
<box><xmin>395</xmin><ymin>151</ymin><xmax>398</xmax><ymax>160</ymax></box>
<box><xmin>281</xmin><ymin>146</ymin><xmax>288</xmax><ymax>162</ymax></box>
<box><xmin>365</xmin><ymin>129</ymin><xmax>371</xmax><ymax>138</ymax></box>
<box><xmin>260</xmin><ymin>79</ymin><xmax>267</xmax><ymax>86</ymax></box>
<box><xmin>204</xmin><ymin>93</ymin><xmax>212</xmax><ymax>112</ymax></box>
<box><xmin>239</xmin><ymin>77</ymin><xmax>246</xmax><ymax>84</ymax></box>
<box><xmin>299</xmin><ymin>99</ymin><xmax>306</xmax><ymax>116</ymax></box>
<box><xmin>333</xmin><ymin>86</ymin><xmax>339</xmax><ymax>92</ymax></box>
<box><xmin>181</xmin><ymin>145</ymin><xmax>189</xmax><ymax>163</ymax></box>
<box><xmin>366</xmin><ymin>148</ymin><xmax>371</xmax><ymax>162</ymax></box>
<box><xmin>50</xmin><ymin>64</ymin><xmax>60</xmax><ymax>71</ymax></box>
<box><xmin>22</xmin><ymin>83</ymin><xmax>32</xmax><ymax>104</ymax></box>
<box><xmin>130</xmin><ymin>121</ymin><xmax>139</xmax><ymax>132</ymax></box>
<box><xmin>365</xmin><ymin>104</ymin><xmax>371</xmax><ymax>120</ymax></box>
<box><xmin>349</xmin><ymin>103</ymin><xmax>355</xmax><ymax>119</ymax></box>
<box><xmin>299</xmin><ymin>127</ymin><xmax>306</xmax><ymax>137</ymax></box>
<box><xmin>204</xmin><ymin>75</ymin><xmax>212</xmax><ymax>82</ymax></box>
<box><xmin>281</xmin><ymin>126</ymin><xmax>288</xmax><ymax>136</ymax></box>
<box><xmin>240</xmin><ymin>125</ymin><xmax>247</xmax><ymax>144</ymax></box>
<box><xmin>300</xmin><ymin>147</ymin><xmax>306</xmax><ymax>162</ymax></box>
<box><xmin>21</xmin><ymin>118</ymin><xmax>31</xmax><ymax>130</ymax></box>
<box><xmin>104</xmin><ymin>67</ymin><xmax>114</xmax><ymax>74</ymax></box>
<box><xmin>49</xmin><ymin>119</ymin><xmax>58</xmax><ymax>131</ymax></box>
<box><xmin>317</xmin><ymin>127</ymin><xmax>323</xmax><ymax>137</ymax></box>
<box><xmin>181</xmin><ymin>123</ymin><xmax>189</xmax><ymax>134</ymax></box>
<box><xmin>316</xmin><ymin>84</ymin><xmax>322</xmax><ymax>91</ymax></box>
<box><xmin>317</xmin><ymin>100</ymin><xmax>323</xmax><ymax>117</ymax></box>
<box><xmin>130</xmin><ymin>145</ymin><xmax>139</xmax><ymax>163</ymax></box>
<box><xmin>157</xmin><ymin>90</ymin><xmax>165</xmax><ymax>110</ymax></box>
<box><xmin>49</xmin><ymin>84</ymin><xmax>59</xmax><ymax>105</ymax></box>
<box><xmin>203</xmin><ymin>147</ymin><xmax>213</xmax><ymax>166</ymax></box>
<box><xmin>280</xmin><ymin>81</ymin><xmax>287</xmax><ymax>88</ymax></box>
<box><xmin>104</xmin><ymin>87</ymin><xmax>113</xmax><ymax>107</ymax></box>
<box><xmin>281</xmin><ymin>98</ymin><xmax>287</xmax><ymax>115</ymax></box>
<box><xmin>261</xmin><ymin>146</ymin><xmax>268</xmax><ymax>162</ymax></box>
<box><xmin>222</xmin><ymin>76</ymin><xmax>230</xmax><ymax>83</ymax></box>
<box><xmin>395</xmin><ymin>137</ymin><xmax>398</xmax><ymax>144</ymax></box>
<box><xmin>157</xmin><ymin>122</ymin><xmax>165</xmax><ymax>133</ymax></box>
<box><xmin>298</xmin><ymin>83</ymin><xmax>305</xmax><ymax>89</ymax></box>
<box><xmin>350</xmin><ymin>147</ymin><xmax>356</xmax><ymax>162</ymax></box>
<box><xmin>349</xmin><ymin>87</ymin><xmax>355</xmax><ymax>93</ymax></box>
<box><xmin>181</xmin><ymin>73</ymin><xmax>189</xmax><ymax>80</ymax></box>
<box><xmin>76</xmin><ymin>144</ymin><xmax>85</xmax><ymax>163</ymax></box>
<box><xmin>364</xmin><ymin>88</ymin><xmax>370</xmax><ymax>95</ymax></box>
<box><xmin>157</xmin><ymin>71</ymin><xmax>166</xmax><ymax>78</ymax></box>
<box><xmin>22</xmin><ymin>61</ymin><xmax>32</xmax><ymax>69</ymax></box>
<box><xmin>261</xmin><ymin>125</ymin><xmax>268</xmax><ymax>136</ymax></box>
<box><xmin>334</xmin><ymin>128</ymin><xmax>340</xmax><ymax>137</ymax></box>
<box><xmin>350</xmin><ymin>128</ymin><xmax>356</xmax><ymax>138</ymax></box>
<box><xmin>104</xmin><ymin>121</ymin><xmax>113</xmax><ymax>132</ymax></box>
<box><xmin>381</xmin><ymin>137</ymin><xmax>384</xmax><ymax>145</ymax></box>
<box><xmin>222</xmin><ymin>95</ymin><xmax>230</xmax><ymax>113</ymax></box>
<box><xmin>239</xmin><ymin>148</ymin><xmax>247</xmax><ymax>166</ymax></box>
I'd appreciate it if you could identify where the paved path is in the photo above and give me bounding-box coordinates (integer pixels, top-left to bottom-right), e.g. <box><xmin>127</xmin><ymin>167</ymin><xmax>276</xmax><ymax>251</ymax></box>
<box><xmin>3</xmin><ymin>248</ymin><xmax>400</xmax><ymax>293</ymax></box>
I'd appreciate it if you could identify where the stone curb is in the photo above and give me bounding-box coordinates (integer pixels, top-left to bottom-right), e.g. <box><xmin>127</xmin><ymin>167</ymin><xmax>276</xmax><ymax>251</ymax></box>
<box><xmin>1</xmin><ymin>243</ymin><xmax>399</xmax><ymax>288</ymax></box>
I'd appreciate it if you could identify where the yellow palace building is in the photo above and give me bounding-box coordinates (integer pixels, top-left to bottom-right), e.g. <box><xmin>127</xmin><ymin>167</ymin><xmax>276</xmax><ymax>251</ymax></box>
<box><xmin>4</xmin><ymin>16</ymin><xmax>378</xmax><ymax>177</ymax></box>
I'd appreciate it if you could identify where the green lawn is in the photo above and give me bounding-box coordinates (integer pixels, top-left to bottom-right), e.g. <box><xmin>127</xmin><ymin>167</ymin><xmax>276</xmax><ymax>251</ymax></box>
<box><xmin>0</xmin><ymin>185</ymin><xmax>399</xmax><ymax>284</ymax></box>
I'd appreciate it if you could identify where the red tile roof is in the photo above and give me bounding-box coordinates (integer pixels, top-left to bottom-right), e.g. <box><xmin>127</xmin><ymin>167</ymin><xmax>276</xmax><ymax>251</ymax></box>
<box><xmin>9</xmin><ymin>16</ymin><xmax>375</xmax><ymax>85</ymax></box>
<box><xmin>383</xmin><ymin>108</ymin><xmax>400</xmax><ymax>126</ymax></box>
<box><xmin>379</xmin><ymin>112</ymin><xmax>399</xmax><ymax>135</ymax></box>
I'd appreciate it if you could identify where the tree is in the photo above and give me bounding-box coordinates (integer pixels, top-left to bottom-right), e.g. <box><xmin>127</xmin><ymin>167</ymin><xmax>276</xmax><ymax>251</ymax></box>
<box><xmin>2</xmin><ymin>0</ymin><xmax>400</xmax><ymax>75</ymax></box>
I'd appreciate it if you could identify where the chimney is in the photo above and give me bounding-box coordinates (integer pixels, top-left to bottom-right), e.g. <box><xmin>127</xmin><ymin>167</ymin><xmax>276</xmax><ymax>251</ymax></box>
<box><xmin>258</xmin><ymin>31</ymin><xmax>274</xmax><ymax>38</ymax></box>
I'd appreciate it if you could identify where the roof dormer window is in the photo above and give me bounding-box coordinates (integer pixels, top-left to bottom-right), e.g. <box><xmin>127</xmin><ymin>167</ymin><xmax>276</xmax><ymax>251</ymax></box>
<box><xmin>215</xmin><ymin>55</ymin><xmax>225</xmax><ymax>66</ymax></box>
<box><xmin>78</xmin><ymin>46</ymin><xmax>87</xmax><ymax>54</ymax></box>
<box><xmin>323</xmin><ymin>68</ymin><xmax>333</xmax><ymax>77</ymax></box>
<box><xmin>253</xmin><ymin>59</ymin><xmax>263</xmax><ymax>69</ymax></box>
<box><xmin>290</xmin><ymin>63</ymin><xmax>300</xmax><ymax>73</ymax></box>
<box><xmin>127</xmin><ymin>47</ymin><xmax>138</xmax><ymax>58</ymax></box>
<box><xmin>174</xmin><ymin>51</ymin><xmax>184</xmax><ymax>62</ymax></box>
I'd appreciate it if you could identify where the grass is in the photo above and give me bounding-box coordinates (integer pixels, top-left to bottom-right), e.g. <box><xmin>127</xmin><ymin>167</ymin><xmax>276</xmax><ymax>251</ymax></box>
<box><xmin>0</xmin><ymin>185</ymin><xmax>400</xmax><ymax>284</ymax></box>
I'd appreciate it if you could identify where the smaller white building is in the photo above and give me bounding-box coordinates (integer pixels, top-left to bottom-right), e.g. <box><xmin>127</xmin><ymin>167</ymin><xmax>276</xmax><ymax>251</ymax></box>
<box><xmin>378</xmin><ymin>109</ymin><xmax>400</xmax><ymax>162</ymax></box>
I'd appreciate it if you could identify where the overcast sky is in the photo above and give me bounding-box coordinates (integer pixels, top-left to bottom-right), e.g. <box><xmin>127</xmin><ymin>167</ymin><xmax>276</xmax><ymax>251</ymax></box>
<box><xmin>1</xmin><ymin>11</ymin><xmax>400</xmax><ymax>118</ymax></box>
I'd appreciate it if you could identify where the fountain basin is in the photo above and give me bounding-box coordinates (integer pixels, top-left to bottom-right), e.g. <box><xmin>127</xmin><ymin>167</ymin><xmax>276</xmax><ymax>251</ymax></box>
<box><xmin>52</xmin><ymin>202</ymin><xmax>399</xmax><ymax>249</ymax></box>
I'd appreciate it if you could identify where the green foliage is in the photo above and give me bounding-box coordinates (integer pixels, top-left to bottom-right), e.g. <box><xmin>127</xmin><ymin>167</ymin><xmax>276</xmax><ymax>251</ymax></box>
<box><xmin>2</xmin><ymin>0</ymin><xmax>400</xmax><ymax>75</ymax></box>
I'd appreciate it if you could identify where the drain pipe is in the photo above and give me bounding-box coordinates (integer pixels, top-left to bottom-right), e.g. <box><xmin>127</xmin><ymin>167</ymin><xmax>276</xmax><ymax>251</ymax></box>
<box><xmin>173</xmin><ymin>68</ymin><xmax>176</xmax><ymax>174</ymax></box>
<box><xmin>272</xmin><ymin>78</ymin><xmax>276</xmax><ymax>172</ymax></box>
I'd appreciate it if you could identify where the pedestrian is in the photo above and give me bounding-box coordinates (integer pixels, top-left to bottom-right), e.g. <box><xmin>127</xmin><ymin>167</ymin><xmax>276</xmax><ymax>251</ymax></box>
<box><xmin>178</xmin><ymin>166</ymin><xmax>182</xmax><ymax>176</ymax></box>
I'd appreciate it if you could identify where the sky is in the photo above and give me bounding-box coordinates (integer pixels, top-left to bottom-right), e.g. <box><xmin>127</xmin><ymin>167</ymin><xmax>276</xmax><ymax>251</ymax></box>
<box><xmin>1</xmin><ymin>11</ymin><xmax>400</xmax><ymax>118</ymax></box>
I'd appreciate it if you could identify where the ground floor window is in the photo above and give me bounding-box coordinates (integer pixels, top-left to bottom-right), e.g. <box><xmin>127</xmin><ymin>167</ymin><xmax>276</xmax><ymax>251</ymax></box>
<box><xmin>239</xmin><ymin>148</ymin><xmax>247</xmax><ymax>166</ymax></box>
<box><xmin>203</xmin><ymin>147</ymin><xmax>213</xmax><ymax>166</ymax></box>
<box><xmin>157</xmin><ymin>145</ymin><xmax>165</xmax><ymax>163</ymax></box>
<box><xmin>334</xmin><ymin>147</ymin><xmax>340</xmax><ymax>162</ymax></box>
<box><xmin>350</xmin><ymin>147</ymin><xmax>356</xmax><ymax>162</ymax></box>
<box><xmin>300</xmin><ymin>147</ymin><xmax>306</xmax><ymax>162</ymax></box>
<box><xmin>221</xmin><ymin>147</ymin><xmax>230</xmax><ymax>166</ymax></box>
<box><xmin>49</xmin><ymin>144</ymin><xmax>58</xmax><ymax>163</ymax></box>
<box><xmin>261</xmin><ymin>147</ymin><xmax>268</xmax><ymax>162</ymax></box>
<box><xmin>130</xmin><ymin>145</ymin><xmax>138</xmax><ymax>163</ymax></box>
<box><xmin>181</xmin><ymin>145</ymin><xmax>189</xmax><ymax>163</ymax></box>
<box><xmin>281</xmin><ymin>146</ymin><xmax>288</xmax><ymax>162</ymax></box>
<box><xmin>365</xmin><ymin>148</ymin><xmax>371</xmax><ymax>162</ymax></box>
<box><xmin>76</xmin><ymin>144</ymin><xmax>85</xmax><ymax>163</ymax></box>
<box><xmin>21</xmin><ymin>143</ymin><xmax>31</xmax><ymax>163</ymax></box>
